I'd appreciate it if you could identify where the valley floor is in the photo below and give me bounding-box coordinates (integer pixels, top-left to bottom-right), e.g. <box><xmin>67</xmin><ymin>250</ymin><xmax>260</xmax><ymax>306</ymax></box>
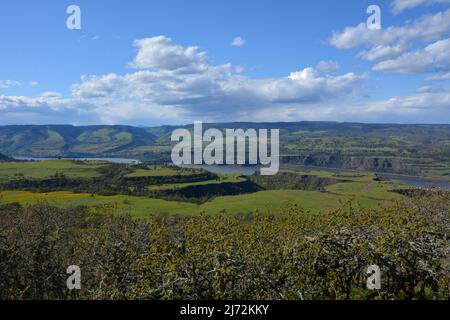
<box><xmin>0</xmin><ymin>160</ymin><xmax>408</xmax><ymax>216</ymax></box>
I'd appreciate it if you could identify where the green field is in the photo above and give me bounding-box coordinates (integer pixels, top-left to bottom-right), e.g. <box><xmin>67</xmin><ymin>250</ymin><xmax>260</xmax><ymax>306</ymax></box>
<box><xmin>0</xmin><ymin>183</ymin><xmax>403</xmax><ymax>216</ymax></box>
<box><xmin>0</xmin><ymin>160</ymin><xmax>105</xmax><ymax>180</ymax></box>
<box><xmin>146</xmin><ymin>174</ymin><xmax>245</xmax><ymax>190</ymax></box>
<box><xmin>0</xmin><ymin>160</ymin><xmax>409</xmax><ymax>216</ymax></box>
<box><xmin>125</xmin><ymin>166</ymin><xmax>197</xmax><ymax>177</ymax></box>
<box><xmin>0</xmin><ymin>191</ymin><xmax>199</xmax><ymax>216</ymax></box>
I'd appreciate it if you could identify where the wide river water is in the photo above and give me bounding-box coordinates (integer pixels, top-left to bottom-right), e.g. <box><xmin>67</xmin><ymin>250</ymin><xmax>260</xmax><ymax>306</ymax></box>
<box><xmin>13</xmin><ymin>156</ymin><xmax>141</xmax><ymax>164</ymax></box>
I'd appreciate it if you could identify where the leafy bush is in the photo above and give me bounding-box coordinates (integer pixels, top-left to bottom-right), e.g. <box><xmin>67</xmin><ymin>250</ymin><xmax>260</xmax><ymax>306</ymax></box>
<box><xmin>0</xmin><ymin>193</ymin><xmax>448</xmax><ymax>300</ymax></box>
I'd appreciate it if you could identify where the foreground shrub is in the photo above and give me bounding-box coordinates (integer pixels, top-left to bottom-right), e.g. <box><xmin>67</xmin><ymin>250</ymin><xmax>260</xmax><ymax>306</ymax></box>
<box><xmin>0</xmin><ymin>193</ymin><xmax>448</xmax><ymax>300</ymax></box>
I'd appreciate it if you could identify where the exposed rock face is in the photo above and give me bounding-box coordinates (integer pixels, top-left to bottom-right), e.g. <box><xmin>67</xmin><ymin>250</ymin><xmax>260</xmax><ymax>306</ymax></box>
<box><xmin>282</xmin><ymin>154</ymin><xmax>419</xmax><ymax>174</ymax></box>
<box><xmin>249</xmin><ymin>172</ymin><xmax>347</xmax><ymax>191</ymax></box>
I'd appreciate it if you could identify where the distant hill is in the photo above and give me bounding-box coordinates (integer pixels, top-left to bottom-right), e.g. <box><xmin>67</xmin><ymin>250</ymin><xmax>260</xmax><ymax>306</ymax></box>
<box><xmin>0</xmin><ymin>153</ymin><xmax>12</xmax><ymax>162</ymax></box>
<box><xmin>0</xmin><ymin>125</ymin><xmax>157</xmax><ymax>157</ymax></box>
<box><xmin>0</xmin><ymin>122</ymin><xmax>449</xmax><ymax>176</ymax></box>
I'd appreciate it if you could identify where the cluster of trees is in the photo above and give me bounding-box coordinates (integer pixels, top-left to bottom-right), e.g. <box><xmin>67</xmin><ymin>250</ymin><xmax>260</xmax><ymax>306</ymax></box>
<box><xmin>151</xmin><ymin>180</ymin><xmax>263</xmax><ymax>204</ymax></box>
<box><xmin>0</xmin><ymin>164</ymin><xmax>218</xmax><ymax>199</ymax></box>
<box><xmin>249</xmin><ymin>172</ymin><xmax>345</xmax><ymax>191</ymax></box>
<box><xmin>0</xmin><ymin>192</ymin><xmax>448</xmax><ymax>300</ymax></box>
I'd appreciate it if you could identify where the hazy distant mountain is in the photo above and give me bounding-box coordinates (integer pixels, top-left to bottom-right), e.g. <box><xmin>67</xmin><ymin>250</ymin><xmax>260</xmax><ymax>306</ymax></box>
<box><xmin>0</xmin><ymin>122</ymin><xmax>449</xmax><ymax>176</ymax></box>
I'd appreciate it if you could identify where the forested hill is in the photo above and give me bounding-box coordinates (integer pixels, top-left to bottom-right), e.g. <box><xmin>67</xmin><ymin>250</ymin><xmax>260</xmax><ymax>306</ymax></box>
<box><xmin>0</xmin><ymin>122</ymin><xmax>449</xmax><ymax>176</ymax></box>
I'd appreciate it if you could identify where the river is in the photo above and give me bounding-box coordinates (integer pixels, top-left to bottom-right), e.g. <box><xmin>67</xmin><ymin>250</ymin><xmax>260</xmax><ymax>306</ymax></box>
<box><xmin>13</xmin><ymin>156</ymin><xmax>141</xmax><ymax>165</ymax></box>
<box><xmin>179</xmin><ymin>164</ymin><xmax>259</xmax><ymax>175</ymax></box>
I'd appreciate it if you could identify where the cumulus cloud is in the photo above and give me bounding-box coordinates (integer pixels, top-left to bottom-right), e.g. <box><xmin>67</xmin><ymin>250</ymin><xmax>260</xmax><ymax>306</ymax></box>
<box><xmin>0</xmin><ymin>80</ymin><xmax>21</xmax><ymax>89</ymax></box>
<box><xmin>0</xmin><ymin>35</ymin><xmax>365</xmax><ymax>125</ymax></box>
<box><xmin>68</xmin><ymin>36</ymin><xmax>366</xmax><ymax>121</ymax></box>
<box><xmin>2</xmin><ymin>84</ymin><xmax>450</xmax><ymax>125</ymax></box>
<box><xmin>330</xmin><ymin>7</ymin><xmax>450</xmax><ymax>81</ymax></box>
<box><xmin>358</xmin><ymin>45</ymin><xmax>405</xmax><ymax>61</ymax></box>
<box><xmin>231</xmin><ymin>36</ymin><xmax>246</xmax><ymax>47</ymax></box>
<box><xmin>426</xmin><ymin>72</ymin><xmax>450</xmax><ymax>80</ymax></box>
<box><xmin>373</xmin><ymin>38</ymin><xmax>450</xmax><ymax>74</ymax></box>
<box><xmin>0</xmin><ymin>91</ymin><xmax>183</xmax><ymax>126</ymax></box>
<box><xmin>131</xmin><ymin>36</ymin><xmax>209</xmax><ymax>73</ymax></box>
<box><xmin>249</xmin><ymin>85</ymin><xmax>450</xmax><ymax>124</ymax></box>
<box><xmin>330</xmin><ymin>9</ymin><xmax>450</xmax><ymax>50</ymax></box>
<box><xmin>1</xmin><ymin>35</ymin><xmax>448</xmax><ymax>125</ymax></box>
<box><xmin>391</xmin><ymin>0</ymin><xmax>450</xmax><ymax>14</ymax></box>
<box><xmin>362</xmin><ymin>86</ymin><xmax>450</xmax><ymax>114</ymax></box>
<box><xmin>0</xmin><ymin>36</ymin><xmax>365</xmax><ymax>124</ymax></box>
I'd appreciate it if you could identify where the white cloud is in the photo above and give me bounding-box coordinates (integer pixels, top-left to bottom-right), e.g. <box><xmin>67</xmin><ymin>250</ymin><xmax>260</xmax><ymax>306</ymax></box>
<box><xmin>0</xmin><ymin>36</ymin><xmax>366</xmax><ymax>125</ymax></box>
<box><xmin>392</xmin><ymin>0</ymin><xmax>450</xmax><ymax>14</ymax></box>
<box><xmin>330</xmin><ymin>9</ymin><xmax>450</xmax><ymax>50</ymax></box>
<box><xmin>362</xmin><ymin>86</ymin><xmax>450</xmax><ymax>114</ymax></box>
<box><xmin>0</xmin><ymin>80</ymin><xmax>21</xmax><ymax>89</ymax></box>
<box><xmin>330</xmin><ymin>8</ymin><xmax>450</xmax><ymax>80</ymax></box>
<box><xmin>69</xmin><ymin>36</ymin><xmax>366</xmax><ymax>121</ymax></box>
<box><xmin>416</xmin><ymin>85</ymin><xmax>433</xmax><ymax>93</ymax></box>
<box><xmin>316</xmin><ymin>60</ymin><xmax>341</xmax><ymax>73</ymax></box>
<box><xmin>29</xmin><ymin>81</ymin><xmax>39</xmax><ymax>87</ymax></box>
<box><xmin>249</xmin><ymin>86</ymin><xmax>450</xmax><ymax>123</ymax></box>
<box><xmin>40</xmin><ymin>92</ymin><xmax>63</xmax><ymax>99</ymax></box>
<box><xmin>2</xmin><ymin>84</ymin><xmax>450</xmax><ymax>125</ymax></box>
<box><xmin>131</xmin><ymin>36</ymin><xmax>209</xmax><ymax>73</ymax></box>
<box><xmin>426</xmin><ymin>71</ymin><xmax>450</xmax><ymax>80</ymax></box>
<box><xmin>71</xmin><ymin>66</ymin><xmax>364</xmax><ymax>122</ymax></box>
<box><xmin>373</xmin><ymin>38</ymin><xmax>450</xmax><ymax>74</ymax></box>
<box><xmin>358</xmin><ymin>45</ymin><xmax>405</xmax><ymax>61</ymax></box>
<box><xmin>231</xmin><ymin>36</ymin><xmax>246</xmax><ymax>47</ymax></box>
<box><xmin>0</xmin><ymin>92</ymin><xmax>182</xmax><ymax>126</ymax></box>
<box><xmin>2</xmin><ymin>36</ymin><xmax>449</xmax><ymax>125</ymax></box>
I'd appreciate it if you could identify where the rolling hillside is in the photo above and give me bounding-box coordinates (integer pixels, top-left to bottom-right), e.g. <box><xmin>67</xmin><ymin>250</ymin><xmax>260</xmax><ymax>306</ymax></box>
<box><xmin>0</xmin><ymin>122</ymin><xmax>449</xmax><ymax>176</ymax></box>
<box><xmin>0</xmin><ymin>125</ymin><xmax>157</xmax><ymax>157</ymax></box>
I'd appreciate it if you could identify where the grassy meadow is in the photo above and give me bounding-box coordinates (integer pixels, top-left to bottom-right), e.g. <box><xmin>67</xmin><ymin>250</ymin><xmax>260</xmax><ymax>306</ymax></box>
<box><xmin>0</xmin><ymin>159</ymin><xmax>408</xmax><ymax>216</ymax></box>
<box><xmin>0</xmin><ymin>160</ymin><xmax>104</xmax><ymax>180</ymax></box>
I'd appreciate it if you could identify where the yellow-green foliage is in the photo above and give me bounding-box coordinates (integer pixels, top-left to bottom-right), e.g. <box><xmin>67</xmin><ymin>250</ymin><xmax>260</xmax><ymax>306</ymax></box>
<box><xmin>0</xmin><ymin>192</ymin><xmax>448</xmax><ymax>300</ymax></box>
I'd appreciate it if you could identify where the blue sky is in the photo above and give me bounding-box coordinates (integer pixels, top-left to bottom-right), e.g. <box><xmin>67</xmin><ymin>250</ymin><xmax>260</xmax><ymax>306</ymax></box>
<box><xmin>1</xmin><ymin>0</ymin><xmax>450</xmax><ymax>125</ymax></box>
